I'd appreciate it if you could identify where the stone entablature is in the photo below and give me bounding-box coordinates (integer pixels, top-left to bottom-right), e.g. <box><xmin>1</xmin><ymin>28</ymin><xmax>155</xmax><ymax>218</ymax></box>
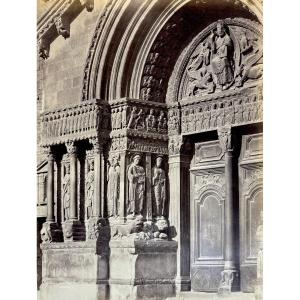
<box><xmin>40</xmin><ymin>99</ymin><xmax>110</xmax><ymax>146</ymax></box>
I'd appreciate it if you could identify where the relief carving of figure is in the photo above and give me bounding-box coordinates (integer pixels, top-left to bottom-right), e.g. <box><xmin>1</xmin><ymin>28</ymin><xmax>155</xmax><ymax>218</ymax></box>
<box><xmin>210</xmin><ymin>21</ymin><xmax>234</xmax><ymax>90</ymax></box>
<box><xmin>152</xmin><ymin>157</ymin><xmax>166</xmax><ymax>218</ymax></box>
<box><xmin>127</xmin><ymin>106</ymin><xmax>144</xmax><ymax>129</ymax></box>
<box><xmin>62</xmin><ymin>163</ymin><xmax>71</xmax><ymax>220</ymax></box>
<box><xmin>86</xmin><ymin>160</ymin><xmax>94</xmax><ymax>219</ymax></box>
<box><xmin>187</xmin><ymin>41</ymin><xmax>215</xmax><ymax>95</ymax></box>
<box><xmin>116</xmin><ymin>107</ymin><xmax>122</xmax><ymax>130</ymax></box>
<box><xmin>127</xmin><ymin>154</ymin><xmax>145</xmax><ymax>217</ymax></box>
<box><xmin>107</xmin><ymin>156</ymin><xmax>120</xmax><ymax>217</ymax></box>
<box><xmin>145</xmin><ymin>109</ymin><xmax>156</xmax><ymax>131</ymax></box>
<box><xmin>157</xmin><ymin>111</ymin><xmax>167</xmax><ymax>132</ymax></box>
<box><xmin>121</xmin><ymin>106</ymin><xmax>127</xmax><ymax>128</ymax></box>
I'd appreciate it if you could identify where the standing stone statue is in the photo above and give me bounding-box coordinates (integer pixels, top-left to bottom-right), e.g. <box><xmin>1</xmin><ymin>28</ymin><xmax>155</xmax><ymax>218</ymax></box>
<box><xmin>107</xmin><ymin>156</ymin><xmax>120</xmax><ymax>217</ymax></box>
<box><xmin>62</xmin><ymin>163</ymin><xmax>71</xmax><ymax>220</ymax></box>
<box><xmin>127</xmin><ymin>154</ymin><xmax>145</xmax><ymax>217</ymax></box>
<box><xmin>145</xmin><ymin>109</ymin><xmax>156</xmax><ymax>131</ymax></box>
<box><xmin>152</xmin><ymin>157</ymin><xmax>166</xmax><ymax>218</ymax></box>
<box><xmin>85</xmin><ymin>160</ymin><xmax>95</xmax><ymax>219</ymax></box>
<box><xmin>210</xmin><ymin>21</ymin><xmax>234</xmax><ymax>90</ymax></box>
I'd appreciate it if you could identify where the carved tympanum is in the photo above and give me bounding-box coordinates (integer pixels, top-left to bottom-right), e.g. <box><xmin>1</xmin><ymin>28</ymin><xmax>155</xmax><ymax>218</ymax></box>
<box><xmin>186</xmin><ymin>19</ymin><xmax>262</xmax><ymax>98</ymax></box>
<box><xmin>127</xmin><ymin>154</ymin><xmax>145</xmax><ymax>217</ymax></box>
<box><xmin>152</xmin><ymin>156</ymin><xmax>166</xmax><ymax>218</ymax></box>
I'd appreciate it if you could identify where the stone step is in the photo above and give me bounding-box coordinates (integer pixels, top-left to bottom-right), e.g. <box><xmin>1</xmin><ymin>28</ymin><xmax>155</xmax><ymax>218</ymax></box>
<box><xmin>166</xmin><ymin>292</ymin><xmax>255</xmax><ymax>300</ymax></box>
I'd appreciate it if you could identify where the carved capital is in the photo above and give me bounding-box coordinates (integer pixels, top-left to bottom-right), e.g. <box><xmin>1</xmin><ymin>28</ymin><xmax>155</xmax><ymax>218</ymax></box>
<box><xmin>168</xmin><ymin>135</ymin><xmax>183</xmax><ymax>155</ymax></box>
<box><xmin>54</xmin><ymin>16</ymin><xmax>70</xmax><ymax>39</ymax></box>
<box><xmin>79</xmin><ymin>0</ymin><xmax>94</xmax><ymax>12</ymax></box>
<box><xmin>217</xmin><ymin>127</ymin><xmax>232</xmax><ymax>152</ymax></box>
<box><xmin>89</xmin><ymin>138</ymin><xmax>103</xmax><ymax>154</ymax></box>
<box><xmin>66</xmin><ymin>141</ymin><xmax>77</xmax><ymax>155</ymax></box>
<box><xmin>38</xmin><ymin>38</ymin><xmax>50</xmax><ymax>60</ymax></box>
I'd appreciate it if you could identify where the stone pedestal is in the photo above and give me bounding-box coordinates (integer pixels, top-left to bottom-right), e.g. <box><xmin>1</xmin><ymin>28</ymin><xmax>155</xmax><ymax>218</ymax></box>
<box><xmin>109</xmin><ymin>239</ymin><xmax>177</xmax><ymax>300</ymax></box>
<box><xmin>39</xmin><ymin>241</ymin><xmax>109</xmax><ymax>300</ymax></box>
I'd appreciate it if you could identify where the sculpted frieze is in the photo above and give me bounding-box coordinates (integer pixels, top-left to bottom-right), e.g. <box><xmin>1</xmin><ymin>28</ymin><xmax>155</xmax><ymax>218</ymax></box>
<box><xmin>127</xmin><ymin>138</ymin><xmax>168</xmax><ymax>155</ymax></box>
<box><xmin>179</xmin><ymin>91</ymin><xmax>262</xmax><ymax>134</ymax></box>
<box><xmin>41</xmin><ymin>101</ymin><xmax>110</xmax><ymax>146</ymax></box>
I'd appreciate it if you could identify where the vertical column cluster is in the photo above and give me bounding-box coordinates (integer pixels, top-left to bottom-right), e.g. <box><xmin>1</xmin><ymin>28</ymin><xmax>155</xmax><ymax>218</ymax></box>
<box><xmin>40</xmin><ymin>137</ymin><xmax>107</xmax><ymax>243</ymax></box>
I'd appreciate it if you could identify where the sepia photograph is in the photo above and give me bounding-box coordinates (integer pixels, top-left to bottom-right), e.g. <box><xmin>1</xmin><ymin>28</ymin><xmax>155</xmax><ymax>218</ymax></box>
<box><xmin>36</xmin><ymin>0</ymin><xmax>263</xmax><ymax>299</ymax></box>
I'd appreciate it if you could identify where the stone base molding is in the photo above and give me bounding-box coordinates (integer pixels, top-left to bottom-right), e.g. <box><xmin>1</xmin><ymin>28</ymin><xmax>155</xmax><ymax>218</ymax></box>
<box><xmin>218</xmin><ymin>270</ymin><xmax>240</xmax><ymax>295</ymax></box>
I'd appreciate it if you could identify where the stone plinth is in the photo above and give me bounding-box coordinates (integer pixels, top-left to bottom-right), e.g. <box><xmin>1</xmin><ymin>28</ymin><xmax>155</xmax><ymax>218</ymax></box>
<box><xmin>109</xmin><ymin>239</ymin><xmax>178</xmax><ymax>300</ymax></box>
<box><xmin>39</xmin><ymin>240</ymin><xmax>109</xmax><ymax>300</ymax></box>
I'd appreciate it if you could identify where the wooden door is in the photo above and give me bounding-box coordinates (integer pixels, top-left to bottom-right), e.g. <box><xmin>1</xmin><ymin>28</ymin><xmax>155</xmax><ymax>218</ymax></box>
<box><xmin>190</xmin><ymin>140</ymin><xmax>226</xmax><ymax>292</ymax></box>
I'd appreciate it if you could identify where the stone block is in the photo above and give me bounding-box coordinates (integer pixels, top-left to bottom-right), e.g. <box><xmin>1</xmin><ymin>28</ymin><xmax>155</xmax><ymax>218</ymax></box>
<box><xmin>40</xmin><ymin>241</ymin><xmax>109</xmax><ymax>300</ymax></box>
<box><xmin>109</xmin><ymin>239</ymin><xmax>177</xmax><ymax>300</ymax></box>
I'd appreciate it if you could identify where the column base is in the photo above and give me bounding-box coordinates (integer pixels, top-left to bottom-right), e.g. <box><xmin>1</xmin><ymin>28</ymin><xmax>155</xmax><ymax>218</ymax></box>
<box><xmin>218</xmin><ymin>269</ymin><xmax>240</xmax><ymax>295</ymax></box>
<box><xmin>175</xmin><ymin>276</ymin><xmax>191</xmax><ymax>292</ymax></box>
<box><xmin>62</xmin><ymin>220</ymin><xmax>85</xmax><ymax>242</ymax></box>
<box><xmin>40</xmin><ymin>221</ymin><xmax>63</xmax><ymax>243</ymax></box>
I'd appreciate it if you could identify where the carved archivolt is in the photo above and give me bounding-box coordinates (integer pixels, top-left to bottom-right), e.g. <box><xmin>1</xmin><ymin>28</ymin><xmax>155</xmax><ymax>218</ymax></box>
<box><xmin>166</xmin><ymin>18</ymin><xmax>262</xmax><ymax>103</ymax></box>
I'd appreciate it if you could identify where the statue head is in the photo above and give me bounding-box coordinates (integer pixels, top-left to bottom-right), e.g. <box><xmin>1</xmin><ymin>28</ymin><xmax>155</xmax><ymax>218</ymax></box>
<box><xmin>133</xmin><ymin>154</ymin><xmax>141</xmax><ymax>165</ymax></box>
<box><xmin>150</xmin><ymin>109</ymin><xmax>154</xmax><ymax>115</ymax></box>
<box><xmin>216</xmin><ymin>21</ymin><xmax>226</xmax><ymax>37</ymax></box>
<box><xmin>156</xmin><ymin>156</ymin><xmax>163</xmax><ymax>168</ymax></box>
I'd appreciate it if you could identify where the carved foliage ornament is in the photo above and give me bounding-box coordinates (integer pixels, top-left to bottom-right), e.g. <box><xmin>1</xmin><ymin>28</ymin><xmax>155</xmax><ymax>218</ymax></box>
<box><xmin>217</xmin><ymin>127</ymin><xmax>232</xmax><ymax>152</ymax></box>
<box><xmin>167</xmin><ymin>18</ymin><xmax>262</xmax><ymax>103</ymax></box>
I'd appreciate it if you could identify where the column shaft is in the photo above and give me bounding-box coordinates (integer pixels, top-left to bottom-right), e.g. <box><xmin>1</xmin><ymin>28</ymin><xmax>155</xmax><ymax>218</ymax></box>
<box><xmin>69</xmin><ymin>152</ymin><xmax>78</xmax><ymax>220</ymax></box>
<box><xmin>224</xmin><ymin>149</ymin><xmax>235</xmax><ymax>268</ymax></box>
<box><xmin>46</xmin><ymin>153</ymin><xmax>55</xmax><ymax>222</ymax></box>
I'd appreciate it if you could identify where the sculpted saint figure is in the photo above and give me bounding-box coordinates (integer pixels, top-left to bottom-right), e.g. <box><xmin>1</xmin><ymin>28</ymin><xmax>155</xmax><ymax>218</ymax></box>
<box><xmin>63</xmin><ymin>164</ymin><xmax>71</xmax><ymax>220</ymax></box>
<box><xmin>210</xmin><ymin>21</ymin><xmax>234</xmax><ymax>90</ymax></box>
<box><xmin>157</xmin><ymin>111</ymin><xmax>167</xmax><ymax>132</ymax></box>
<box><xmin>107</xmin><ymin>156</ymin><xmax>120</xmax><ymax>217</ymax></box>
<box><xmin>86</xmin><ymin>160</ymin><xmax>95</xmax><ymax>219</ymax></box>
<box><xmin>152</xmin><ymin>157</ymin><xmax>166</xmax><ymax>217</ymax></box>
<box><xmin>127</xmin><ymin>154</ymin><xmax>145</xmax><ymax>216</ymax></box>
<box><xmin>146</xmin><ymin>109</ymin><xmax>156</xmax><ymax>131</ymax></box>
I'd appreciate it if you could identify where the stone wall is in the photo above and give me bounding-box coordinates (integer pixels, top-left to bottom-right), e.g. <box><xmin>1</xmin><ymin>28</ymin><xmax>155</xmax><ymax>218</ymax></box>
<box><xmin>41</xmin><ymin>1</ymin><xmax>104</xmax><ymax>111</ymax></box>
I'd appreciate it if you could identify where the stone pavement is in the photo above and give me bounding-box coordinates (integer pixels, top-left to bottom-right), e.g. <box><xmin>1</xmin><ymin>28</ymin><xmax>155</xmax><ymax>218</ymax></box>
<box><xmin>166</xmin><ymin>292</ymin><xmax>255</xmax><ymax>300</ymax></box>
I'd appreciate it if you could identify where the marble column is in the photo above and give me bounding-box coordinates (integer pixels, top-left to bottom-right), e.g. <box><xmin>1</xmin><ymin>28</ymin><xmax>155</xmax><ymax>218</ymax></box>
<box><xmin>86</xmin><ymin>138</ymin><xmax>106</xmax><ymax>240</ymax></box>
<box><xmin>62</xmin><ymin>141</ymin><xmax>85</xmax><ymax>241</ymax></box>
<box><xmin>168</xmin><ymin>136</ymin><xmax>191</xmax><ymax>292</ymax></box>
<box><xmin>40</xmin><ymin>147</ymin><xmax>61</xmax><ymax>243</ymax></box>
<box><xmin>217</xmin><ymin>127</ymin><xmax>239</xmax><ymax>294</ymax></box>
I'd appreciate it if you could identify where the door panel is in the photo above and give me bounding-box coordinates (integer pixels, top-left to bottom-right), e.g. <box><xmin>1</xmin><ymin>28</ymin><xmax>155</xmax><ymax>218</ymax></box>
<box><xmin>239</xmin><ymin>133</ymin><xmax>263</xmax><ymax>292</ymax></box>
<box><xmin>190</xmin><ymin>141</ymin><xmax>225</xmax><ymax>291</ymax></box>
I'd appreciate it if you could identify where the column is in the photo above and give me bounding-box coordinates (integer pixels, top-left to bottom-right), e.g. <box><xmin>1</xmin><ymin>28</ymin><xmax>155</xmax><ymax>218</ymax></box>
<box><xmin>168</xmin><ymin>135</ymin><xmax>191</xmax><ymax>292</ymax></box>
<box><xmin>86</xmin><ymin>138</ymin><xmax>106</xmax><ymax>240</ymax></box>
<box><xmin>40</xmin><ymin>147</ymin><xmax>62</xmax><ymax>243</ymax></box>
<box><xmin>67</xmin><ymin>142</ymin><xmax>78</xmax><ymax>220</ymax></box>
<box><xmin>46</xmin><ymin>150</ymin><xmax>55</xmax><ymax>222</ymax></box>
<box><xmin>145</xmin><ymin>153</ymin><xmax>152</xmax><ymax>222</ymax></box>
<box><xmin>62</xmin><ymin>141</ymin><xmax>85</xmax><ymax>242</ymax></box>
<box><xmin>217</xmin><ymin>127</ymin><xmax>239</xmax><ymax>294</ymax></box>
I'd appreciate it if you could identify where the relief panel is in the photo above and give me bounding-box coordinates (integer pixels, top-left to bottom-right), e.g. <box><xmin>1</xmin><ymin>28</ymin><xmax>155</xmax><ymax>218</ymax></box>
<box><xmin>194</xmin><ymin>141</ymin><xmax>224</xmax><ymax>164</ymax></box>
